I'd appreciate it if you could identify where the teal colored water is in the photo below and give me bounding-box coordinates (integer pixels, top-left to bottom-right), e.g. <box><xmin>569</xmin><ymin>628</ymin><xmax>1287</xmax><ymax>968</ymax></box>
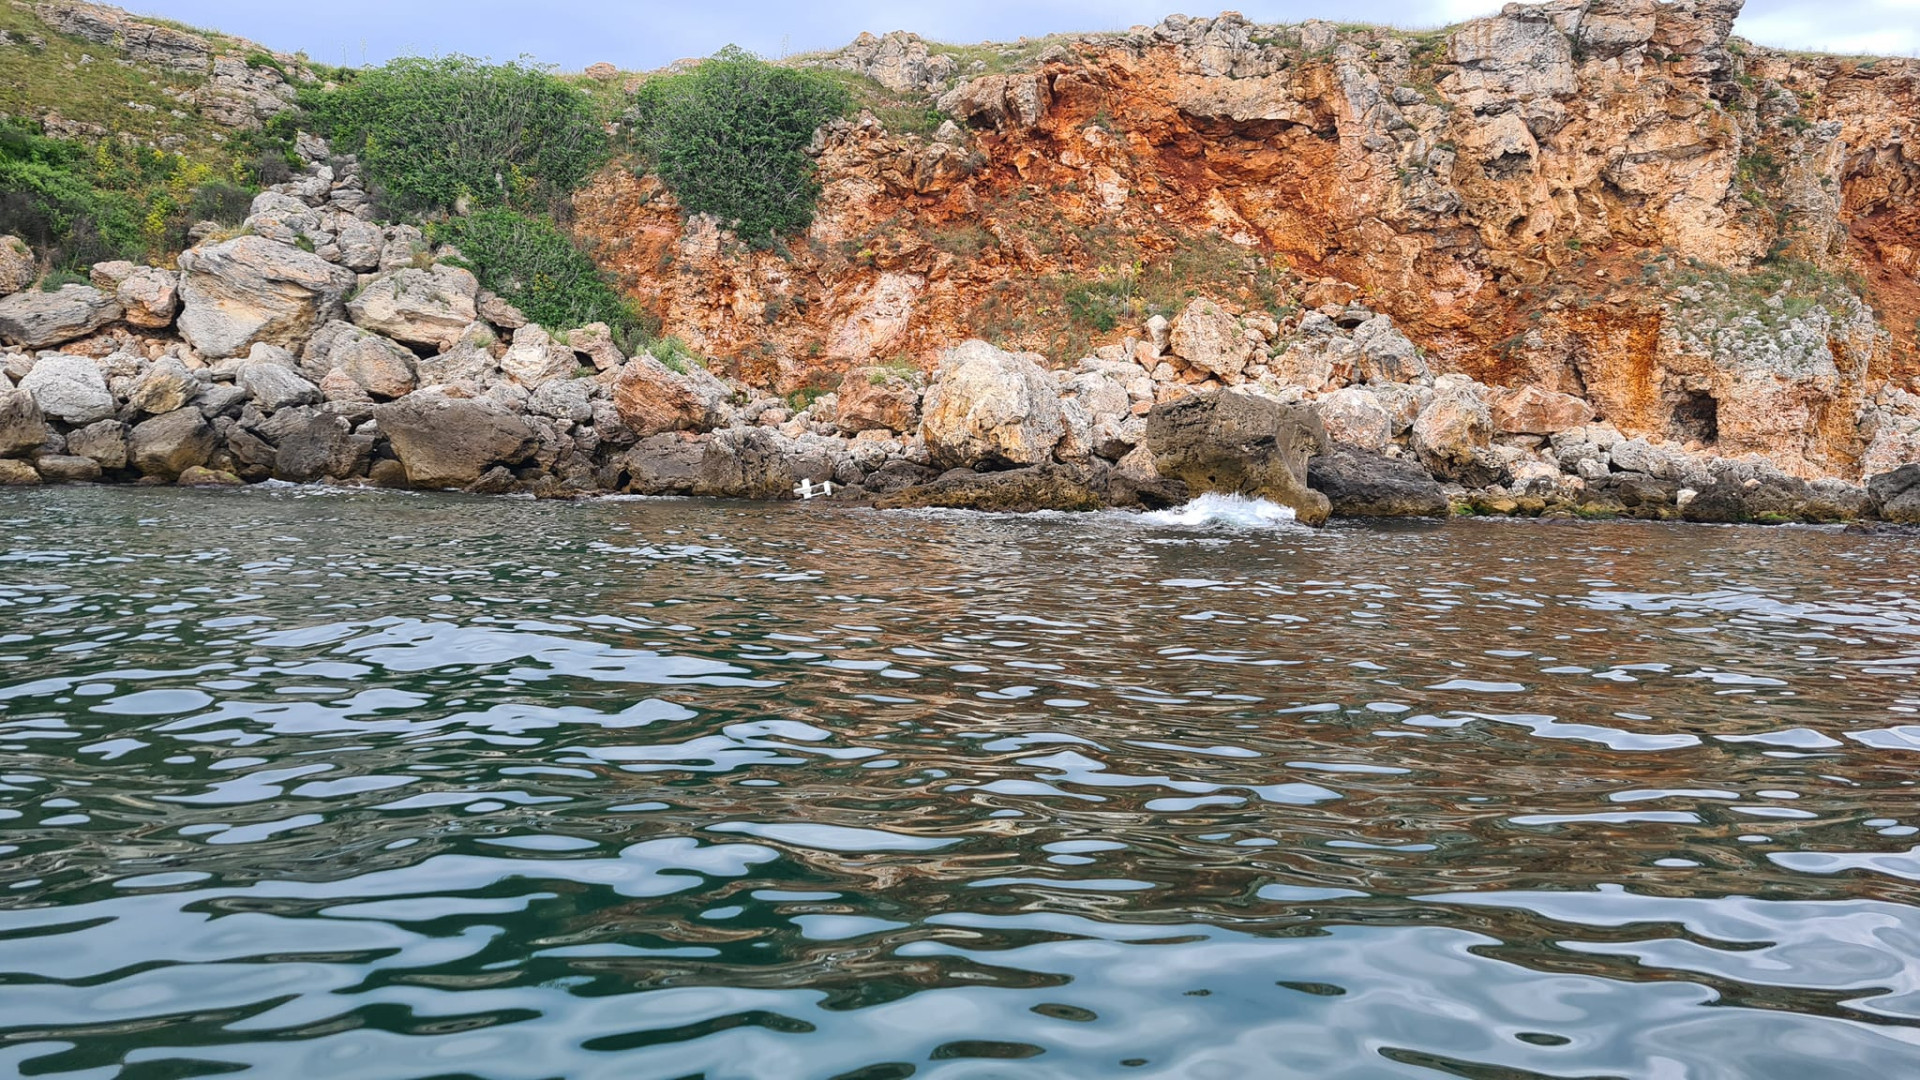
<box><xmin>2</xmin><ymin>486</ymin><xmax>1919</xmax><ymax>1079</ymax></box>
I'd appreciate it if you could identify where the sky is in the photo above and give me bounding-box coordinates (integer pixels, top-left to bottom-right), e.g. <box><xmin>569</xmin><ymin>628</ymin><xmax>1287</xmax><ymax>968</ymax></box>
<box><xmin>134</xmin><ymin>0</ymin><xmax>1920</xmax><ymax>71</ymax></box>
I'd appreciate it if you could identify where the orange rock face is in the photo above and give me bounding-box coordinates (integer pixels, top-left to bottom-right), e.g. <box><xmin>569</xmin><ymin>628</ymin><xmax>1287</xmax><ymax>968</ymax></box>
<box><xmin>572</xmin><ymin>2</ymin><xmax>1920</xmax><ymax>479</ymax></box>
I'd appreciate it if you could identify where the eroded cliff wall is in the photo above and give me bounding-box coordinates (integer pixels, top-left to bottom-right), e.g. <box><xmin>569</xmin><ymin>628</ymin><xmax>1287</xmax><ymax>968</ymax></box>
<box><xmin>574</xmin><ymin>0</ymin><xmax>1920</xmax><ymax>480</ymax></box>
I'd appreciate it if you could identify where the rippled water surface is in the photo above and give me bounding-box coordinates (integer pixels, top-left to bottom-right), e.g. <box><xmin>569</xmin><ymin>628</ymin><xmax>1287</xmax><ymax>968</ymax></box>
<box><xmin>4</xmin><ymin>488</ymin><xmax>1920</xmax><ymax>1079</ymax></box>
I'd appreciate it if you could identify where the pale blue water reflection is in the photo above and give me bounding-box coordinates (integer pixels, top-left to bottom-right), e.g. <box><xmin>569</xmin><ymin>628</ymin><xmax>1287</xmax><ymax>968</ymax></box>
<box><xmin>1</xmin><ymin>487</ymin><xmax>1918</xmax><ymax>1078</ymax></box>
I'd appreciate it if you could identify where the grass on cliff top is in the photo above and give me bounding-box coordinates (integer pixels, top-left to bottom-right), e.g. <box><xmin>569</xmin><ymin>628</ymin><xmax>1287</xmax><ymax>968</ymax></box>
<box><xmin>0</xmin><ymin>4</ymin><xmax>214</xmax><ymax>149</ymax></box>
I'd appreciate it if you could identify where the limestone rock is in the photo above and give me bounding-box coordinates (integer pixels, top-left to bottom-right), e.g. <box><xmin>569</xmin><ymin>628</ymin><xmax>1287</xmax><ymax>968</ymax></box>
<box><xmin>1351</xmin><ymin>317</ymin><xmax>1430</xmax><ymax>385</ymax></box>
<box><xmin>243</xmin><ymin>192</ymin><xmax>322</xmax><ymax>247</ymax></box>
<box><xmin>1314</xmin><ymin>387</ymin><xmax>1393</xmax><ymax>451</ymax></box>
<box><xmin>66</xmin><ymin>419</ymin><xmax>127</xmax><ymax>469</ymax></box>
<box><xmin>126</xmin><ymin>357</ymin><xmax>195</xmax><ymax>416</ymax></box>
<box><xmin>1491</xmin><ymin>384</ymin><xmax>1594</xmax><ymax>435</ymax></box>
<box><xmin>566</xmin><ymin>323</ymin><xmax>625</xmax><ymax>372</ymax></box>
<box><xmin>128</xmin><ymin>407</ymin><xmax>216</xmax><ymax>479</ymax></box>
<box><xmin>500</xmin><ymin>324</ymin><xmax>578</xmax><ymax>389</ymax></box>
<box><xmin>0</xmin><ymin>388</ymin><xmax>48</xmax><ymax>457</ymax></box>
<box><xmin>0</xmin><ymin>458</ymin><xmax>40</xmax><ymax>485</ymax></box>
<box><xmin>1144</xmin><ymin>387</ymin><xmax>1331</xmax><ymax>525</ymax></box>
<box><xmin>236</xmin><ymin>353</ymin><xmax>321</xmax><ymax>411</ymax></box>
<box><xmin>478</xmin><ymin>292</ymin><xmax>527</xmax><ymax>330</ymax></box>
<box><xmin>1169</xmin><ymin>298</ymin><xmax>1252</xmax><ymax>380</ymax></box>
<box><xmin>339</xmin><ymin>333</ymin><xmax>417</xmax><ymax>400</ymax></box>
<box><xmin>919</xmin><ymin>340</ymin><xmax>1063</xmax><ymax>468</ymax></box>
<box><xmin>0</xmin><ymin>236</ymin><xmax>35</xmax><ymax>296</ymax></box>
<box><xmin>1412</xmin><ymin>381</ymin><xmax>1494</xmax><ymax>480</ymax></box>
<box><xmin>1870</xmin><ymin>465</ymin><xmax>1920</xmax><ymax>525</ymax></box>
<box><xmin>0</xmin><ymin>286</ymin><xmax>123</xmax><ymax>348</ymax></box>
<box><xmin>177</xmin><ymin>236</ymin><xmax>356</xmax><ymax>359</ymax></box>
<box><xmin>20</xmin><ymin>354</ymin><xmax>115</xmax><ymax>425</ymax></box>
<box><xmin>36</xmin><ymin>454</ymin><xmax>102</xmax><ymax>482</ymax></box>
<box><xmin>114</xmin><ymin>267</ymin><xmax>180</xmax><ymax>329</ymax></box>
<box><xmin>611</xmin><ymin>351</ymin><xmax>734</xmax><ymax>436</ymax></box>
<box><xmin>1308</xmin><ymin>448</ymin><xmax>1449</xmax><ymax>518</ymax></box>
<box><xmin>256</xmin><ymin>406</ymin><xmax>351</xmax><ymax>482</ymax></box>
<box><xmin>877</xmin><ymin>465</ymin><xmax>1107</xmax><ymax>513</ymax></box>
<box><xmin>375</xmin><ymin>394</ymin><xmax>537</xmax><ymax>489</ymax></box>
<box><xmin>1056</xmin><ymin>368</ymin><xmax>1137</xmax><ymax>461</ymax></box>
<box><xmin>177</xmin><ymin>466</ymin><xmax>244</xmax><ymax>487</ymax></box>
<box><xmin>346</xmin><ymin>264</ymin><xmax>480</xmax><ymax>350</ymax></box>
<box><xmin>836</xmin><ymin>366</ymin><xmax>922</xmax><ymax>435</ymax></box>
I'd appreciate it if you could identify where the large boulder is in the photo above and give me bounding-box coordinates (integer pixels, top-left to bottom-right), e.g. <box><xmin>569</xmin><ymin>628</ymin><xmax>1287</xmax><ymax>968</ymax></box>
<box><xmin>345</xmin><ymin>264</ymin><xmax>480</xmax><ymax>350</ymax></box>
<box><xmin>126</xmin><ymin>358</ymin><xmax>196</xmax><ymax>417</ymax></box>
<box><xmin>876</xmin><ymin>465</ymin><xmax>1108</xmax><ymax>513</ymax></box>
<box><xmin>611</xmin><ymin>351</ymin><xmax>734</xmax><ymax>437</ymax></box>
<box><xmin>919</xmin><ymin>340</ymin><xmax>1063</xmax><ymax>468</ymax></box>
<box><xmin>236</xmin><ymin>349</ymin><xmax>322</xmax><ymax>411</ymax></box>
<box><xmin>1313</xmin><ymin>387</ymin><xmax>1393</xmax><ymax>451</ymax></box>
<box><xmin>1308</xmin><ymin>448</ymin><xmax>1449</xmax><ymax>518</ymax></box>
<box><xmin>0</xmin><ymin>236</ymin><xmax>37</xmax><ymax>296</ymax></box>
<box><xmin>66</xmin><ymin>419</ymin><xmax>128</xmax><ymax>470</ymax></box>
<box><xmin>375</xmin><ymin>394</ymin><xmax>537</xmax><ymax>489</ymax></box>
<box><xmin>256</xmin><ymin>406</ymin><xmax>353</xmax><ymax>483</ymax></box>
<box><xmin>1351</xmin><ymin>316</ymin><xmax>1431</xmax><ymax>385</ymax></box>
<box><xmin>176</xmin><ymin>236</ymin><xmax>357</xmax><ymax>359</ymax></box>
<box><xmin>19</xmin><ymin>354</ymin><xmax>115</xmax><ymax>425</ymax></box>
<box><xmin>1169</xmin><ymin>298</ymin><xmax>1252</xmax><ymax>380</ymax></box>
<box><xmin>1144</xmin><ymin>387</ymin><xmax>1332</xmax><ymax>525</ymax></box>
<box><xmin>0</xmin><ymin>388</ymin><xmax>48</xmax><ymax>457</ymax></box>
<box><xmin>1056</xmin><ymin>366</ymin><xmax>1140</xmax><ymax>462</ymax></box>
<box><xmin>0</xmin><ymin>286</ymin><xmax>123</xmax><ymax>348</ymax></box>
<box><xmin>1412</xmin><ymin>379</ymin><xmax>1495</xmax><ymax>482</ymax></box>
<box><xmin>1491</xmin><ymin>384</ymin><xmax>1594</xmax><ymax>435</ymax></box>
<box><xmin>499</xmin><ymin>324</ymin><xmax>579</xmax><ymax>389</ymax></box>
<box><xmin>0</xmin><ymin>459</ymin><xmax>40</xmax><ymax>486</ymax></box>
<box><xmin>339</xmin><ymin>334</ymin><xmax>417</xmax><ymax>400</ymax></box>
<box><xmin>836</xmin><ymin>366</ymin><xmax>923</xmax><ymax>435</ymax></box>
<box><xmin>128</xmin><ymin>408</ymin><xmax>216</xmax><ymax>479</ymax></box>
<box><xmin>113</xmin><ymin>267</ymin><xmax>181</xmax><ymax>329</ymax></box>
<box><xmin>1870</xmin><ymin>465</ymin><xmax>1920</xmax><ymax>525</ymax></box>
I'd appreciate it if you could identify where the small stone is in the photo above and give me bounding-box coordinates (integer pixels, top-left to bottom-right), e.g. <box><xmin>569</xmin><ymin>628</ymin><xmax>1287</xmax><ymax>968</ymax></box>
<box><xmin>0</xmin><ymin>458</ymin><xmax>41</xmax><ymax>485</ymax></box>
<box><xmin>177</xmin><ymin>465</ymin><xmax>244</xmax><ymax>486</ymax></box>
<box><xmin>35</xmin><ymin>454</ymin><xmax>102</xmax><ymax>482</ymax></box>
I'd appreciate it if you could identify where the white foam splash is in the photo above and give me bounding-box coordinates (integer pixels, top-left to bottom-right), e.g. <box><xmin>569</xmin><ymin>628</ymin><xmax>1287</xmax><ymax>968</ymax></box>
<box><xmin>1142</xmin><ymin>493</ymin><xmax>1300</xmax><ymax>529</ymax></box>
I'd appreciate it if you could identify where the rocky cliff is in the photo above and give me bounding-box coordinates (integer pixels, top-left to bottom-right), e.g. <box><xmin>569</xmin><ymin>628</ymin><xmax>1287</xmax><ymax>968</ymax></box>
<box><xmin>575</xmin><ymin>0</ymin><xmax>1920</xmax><ymax>484</ymax></box>
<box><xmin>4</xmin><ymin>0</ymin><xmax>1920</xmax><ymax>525</ymax></box>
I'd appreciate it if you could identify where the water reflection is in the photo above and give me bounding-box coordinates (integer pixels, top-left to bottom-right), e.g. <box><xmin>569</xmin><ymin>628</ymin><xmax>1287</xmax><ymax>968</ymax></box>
<box><xmin>1</xmin><ymin>487</ymin><xmax>1918</xmax><ymax>1078</ymax></box>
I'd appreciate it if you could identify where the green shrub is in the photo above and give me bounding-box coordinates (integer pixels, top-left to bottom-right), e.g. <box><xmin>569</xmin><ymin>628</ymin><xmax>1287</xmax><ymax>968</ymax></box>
<box><xmin>302</xmin><ymin>56</ymin><xmax>608</xmax><ymax>216</ymax></box>
<box><xmin>430</xmin><ymin>208</ymin><xmax>638</xmax><ymax>334</ymax></box>
<box><xmin>628</xmin><ymin>47</ymin><xmax>851</xmax><ymax>244</ymax></box>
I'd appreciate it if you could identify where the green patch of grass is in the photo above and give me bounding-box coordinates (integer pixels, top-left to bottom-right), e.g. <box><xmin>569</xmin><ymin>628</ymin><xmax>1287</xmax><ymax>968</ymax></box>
<box><xmin>812</xmin><ymin>70</ymin><xmax>948</xmax><ymax>138</ymax></box>
<box><xmin>0</xmin><ymin>4</ymin><xmax>222</xmax><ymax>156</ymax></box>
<box><xmin>650</xmin><ymin>335</ymin><xmax>704</xmax><ymax>374</ymax></box>
<box><xmin>922</xmin><ymin>34</ymin><xmax>1084</xmax><ymax>77</ymax></box>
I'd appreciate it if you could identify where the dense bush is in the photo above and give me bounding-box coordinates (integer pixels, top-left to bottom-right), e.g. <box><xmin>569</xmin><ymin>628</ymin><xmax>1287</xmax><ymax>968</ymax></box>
<box><xmin>0</xmin><ymin>120</ymin><xmax>257</xmax><ymax>272</ymax></box>
<box><xmin>302</xmin><ymin>57</ymin><xmax>608</xmax><ymax>216</ymax></box>
<box><xmin>431</xmin><ymin>208</ymin><xmax>638</xmax><ymax>335</ymax></box>
<box><xmin>628</xmin><ymin>47</ymin><xmax>850</xmax><ymax>244</ymax></box>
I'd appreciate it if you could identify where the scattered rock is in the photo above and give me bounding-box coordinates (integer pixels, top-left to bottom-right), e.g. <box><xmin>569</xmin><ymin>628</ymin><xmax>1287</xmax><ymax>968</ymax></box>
<box><xmin>0</xmin><ymin>286</ymin><xmax>123</xmax><ymax>348</ymax></box>
<box><xmin>1145</xmin><ymin>387</ymin><xmax>1331</xmax><ymax>525</ymax></box>
<box><xmin>499</xmin><ymin>324</ymin><xmax>578</xmax><ymax>389</ymax></box>
<box><xmin>920</xmin><ymin>340</ymin><xmax>1063</xmax><ymax>468</ymax></box>
<box><xmin>1169</xmin><ymin>298</ymin><xmax>1252</xmax><ymax>380</ymax></box>
<box><xmin>1491</xmin><ymin>384</ymin><xmax>1594</xmax><ymax>435</ymax></box>
<box><xmin>612</xmin><ymin>351</ymin><xmax>734</xmax><ymax>436</ymax></box>
<box><xmin>177</xmin><ymin>465</ymin><xmax>244</xmax><ymax>486</ymax></box>
<box><xmin>0</xmin><ymin>236</ymin><xmax>33</xmax><ymax>296</ymax></box>
<box><xmin>375</xmin><ymin>394</ymin><xmax>536</xmax><ymax>488</ymax></box>
<box><xmin>1314</xmin><ymin>387</ymin><xmax>1393</xmax><ymax>451</ymax></box>
<box><xmin>236</xmin><ymin>352</ymin><xmax>322</xmax><ymax>411</ymax></box>
<box><xmin>877</xmin><ymin>464</ymin><xmax>1107</xmax><ymax>512</ymax></box>
<box><xmin>1308</xmin><ymin>447</ymin><xmax>1450</xmax><ymax>517</ymax></box>
<box><xmin>0</xmin><ymin>458</ymin><xmax>41</xmax><ymax>485</ymax></box>
<box><xmin>35</xmin><ymin>454</ymin><xmax>101</xmax><ymax>482</ymax></box>
<box><xmin>0</xmin><ymin>388</ymin><xmax>48</xmax><ymax>457</ymax></box>
<box><xmin>114</xmin><ymin>267</ymin><xmax>181</xmax><ymax>329</ymax></box>
<box><xmin>128</xmin><ymin>407</ymin><xmax>216</xmax><ymax>478</ymax></box>
<box><xmin>126</xmin><ymin>358</ymin><xmax>195</xmax><ymax>416</ymax></box>
<box><xmin>20</xmin><ymin>355</ymin><xmax>115</xmax><ymax>425</ymax></box>
<box><xmin>176</xmin><ymin>236</ymin><xmax>356</xmax><ymax>359</ymax></box>
<box><xmin>1869</xmin><ymin>465</ymin><xmax>1920</xmax><ymax>524</ymax></box>
<box><xmin>66</xmin><ymin>419</ymin><xmax>127</xmax><ymax>470</ymax></box>
<box><xmin>837</xmin><ymin>365</ymin><xmax>922</xmax><ymax>435</ymax></box>
<box><xmin>346</xmin><ymin>264</ymin><xmax>480</xmax><ymax>350</ymax></box>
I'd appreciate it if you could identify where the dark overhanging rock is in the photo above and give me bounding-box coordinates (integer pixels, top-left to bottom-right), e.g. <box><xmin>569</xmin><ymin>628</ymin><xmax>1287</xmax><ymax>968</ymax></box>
<box><xmin>1145</xmin><ymin>388</ymin><xmax>1332</xmax><ymax>526</ymax></box>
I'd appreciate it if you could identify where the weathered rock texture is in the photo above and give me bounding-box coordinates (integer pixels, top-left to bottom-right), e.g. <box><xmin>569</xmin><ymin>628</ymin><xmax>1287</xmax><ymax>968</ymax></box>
<box><xmin>570</xmin><ymin>0</ymin><xmax>1920</xmax><ymax>489</ymax></box>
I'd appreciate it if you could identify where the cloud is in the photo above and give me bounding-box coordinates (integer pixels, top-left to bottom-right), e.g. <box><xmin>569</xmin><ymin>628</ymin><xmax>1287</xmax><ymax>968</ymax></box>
<box><xmin>129</xmin><ymin>0</ymin><xmax>1917</xmax><ymax>71</ymax></box>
